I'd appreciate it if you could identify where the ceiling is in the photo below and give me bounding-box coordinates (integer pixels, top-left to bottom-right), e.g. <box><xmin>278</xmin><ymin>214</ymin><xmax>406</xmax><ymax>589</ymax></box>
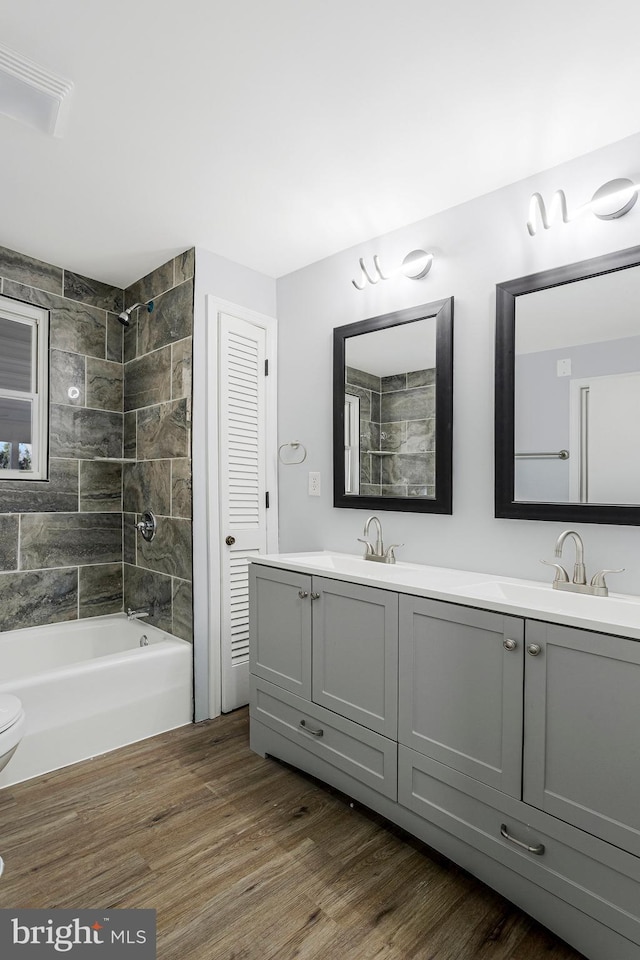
<box><xmin>1</xmin><ymin>0</ymin><xmax>640</xmax><ymax>289</ymax></box>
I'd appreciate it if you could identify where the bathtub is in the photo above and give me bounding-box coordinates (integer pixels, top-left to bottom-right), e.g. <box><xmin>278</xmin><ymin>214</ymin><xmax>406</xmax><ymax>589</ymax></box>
<box><xmin>0</xmin><ymin>614</ymin><xmax>193</xmax><ymax>788</ymax></box>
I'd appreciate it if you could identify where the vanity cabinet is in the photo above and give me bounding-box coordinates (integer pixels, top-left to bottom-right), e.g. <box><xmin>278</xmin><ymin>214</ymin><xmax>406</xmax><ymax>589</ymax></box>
<box><xmin>398</xmin><ymin>597</ymin><xmax>524</xmax><ymax>797</ymax></box>
<box><xmin>249</xmin><ymin>559</ymin><xmax>640</xmax><ymax>960</ymax></box>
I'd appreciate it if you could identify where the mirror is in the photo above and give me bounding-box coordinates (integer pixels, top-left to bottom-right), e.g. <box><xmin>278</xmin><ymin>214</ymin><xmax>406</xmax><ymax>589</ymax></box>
<box><xmin>495</xmin><ymin>243</ymin><xmax>640</xmax><ymax>524</ymax></box>
<box><xmin>333</xmin><ymin>298</ymin><xmax>453</xmax><ymax>513</ymax></box>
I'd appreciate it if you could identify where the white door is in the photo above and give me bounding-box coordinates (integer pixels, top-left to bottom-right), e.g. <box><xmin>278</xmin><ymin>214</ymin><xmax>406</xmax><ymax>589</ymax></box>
<box><xmin>218</xmin><ymin>310</ymin><xmax>275</xmax><ymax>712</ymax></box>
<box><xmin>570</xmin><ymin>372</ymin><xmax>640</xmax><ymax>503</ymax></box>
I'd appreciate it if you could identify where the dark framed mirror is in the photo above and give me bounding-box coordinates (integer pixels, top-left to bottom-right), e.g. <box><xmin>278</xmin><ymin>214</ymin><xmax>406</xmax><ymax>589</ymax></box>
<box><xmin>496</xmin><ymin>243</ymin><xmax>640</xmax><ymax>524</ymax></box>
<box><xmin>333</xmin><ymin>297</ymin><xmax>453</xmax><ymax>513</ymax></box>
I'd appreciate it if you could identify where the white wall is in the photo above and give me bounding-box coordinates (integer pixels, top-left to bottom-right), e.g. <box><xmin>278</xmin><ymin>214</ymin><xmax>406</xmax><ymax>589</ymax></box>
<box><xmin>192</xmin><ymin>248</ymin><xmax>277</xmax><ymax>718</ymax></box>
<box><xmin>275</xmin><ymin>131</ymin><xmax>640</xmax><ymax>595</ymax></box>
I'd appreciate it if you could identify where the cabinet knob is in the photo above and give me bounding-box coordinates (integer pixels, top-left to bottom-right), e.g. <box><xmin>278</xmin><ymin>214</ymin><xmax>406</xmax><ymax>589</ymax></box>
<box><xmin>298</xmin><ymin>590</ymin><xmax>309</xmax><ymax>599</ymax></box>
<box><xmin>225</xmin><ymin>535</ymin><xmax>236</xmax><ymax>546</ymax></box>
<box><xmin>310</xmin><ymin>592</ymin><xmax>320</xmax><ymax>600</ymax></box>
<box><xmin>503</xmin><ymin>638</ymin><xmax>517</xmax><ymax>651</ymax></box>
<box><xmin>527</xmin><ymin>643</ymin><xmax>542</xmax><ymax>657</ymax></box>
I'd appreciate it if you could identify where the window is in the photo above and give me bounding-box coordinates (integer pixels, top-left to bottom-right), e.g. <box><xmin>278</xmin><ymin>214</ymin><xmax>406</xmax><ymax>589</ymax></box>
<box><xmin>0</xmin><ymin>296</ymin><xmax>49</xmax><ymax>480</ymax></box>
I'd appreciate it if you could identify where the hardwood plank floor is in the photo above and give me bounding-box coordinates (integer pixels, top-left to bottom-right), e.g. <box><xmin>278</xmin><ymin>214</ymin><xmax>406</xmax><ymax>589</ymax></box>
<box><xmin>0</xmin><ymin>710</ymin><xmax>586</xmax><ymax>959</ymax></box>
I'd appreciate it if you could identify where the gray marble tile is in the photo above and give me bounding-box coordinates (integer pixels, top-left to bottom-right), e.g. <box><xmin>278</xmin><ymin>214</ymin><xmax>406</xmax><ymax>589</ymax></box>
<box><xmin>123</xmin><ymin>513</ymin><xmax>136</xmax><ymax>565</ymax></box>
<box><xmin>380</xmin><ymin>453</ymin><xmax>434</xmax><ymax>486</ymax></box>
<box><xmin>371</xmin><ymin>390</ymin><xmax>380</xmax><ymax>423</ymax></box>
<box><xmin>407</xmin><ymin>367</ymin><xmax>435</xmax><ymax>388</ymax></box>
<box><xmin>107</xmin><ymin>314</ymin><xmax>123</xmax><ymax>363</ymax></box>
<box><xmin>137</xmin><ymin>399</ymin><xmax>189</xmax><ymax>460</ymax></box>
<box><xmin>63</xmin><ymin>270</ymin><xmax>123</xmax><ymax>314</ymax></box>
<box><xmin>137</xmin><ymin>516</ymin><xmax>192</xmax><ymax>579</ymax></box>
<box><xmin>408</xmin><ymin>485</ymin><xmax>434</xmax><ymax>498</ymax></box>
<box><xmin>123</xmin><ymin>562</ymin><xmax>172</xmax><ymax>633</ymax></box>
<box><xmin>50</xmin><ymin>350</ymin><xmax>86</xmax><ymax>406</ymax></box>
<box><xmin>87</xmin><ymin>358</ymin><xmax>123</xmax><ymax>412</ymax></box>
<box><xmin>79</xmin><ymin>563</ymin><xmax>123</xmax><ymax>618</ymax></box>
<box><xmin>80</xmin><ymin>461</ymin><xmax>122</xmax><ymax>512</ymax></box>
<box><xmin>359</xmin><ymin>422</ymin><xmax>378</xmax><ymax>455</ymax></box>
<box><xmin>123</xmin><ymin>460</ymin><xmax>171</xmax><ymax>516</ymax></box>
<box><xmin>0</xmin><ymin>459</ymin><xmax>79</xmax><ymax>513</ymax></box>
<box><xmin>125</xmin><ymin>258</ymin><xmax>174</xmax><ymax>308</ymax></box>
<box><xmin>3</xmin><ymin>280</ymin><xmax>107</xmax><ymax>359</ymax></box>
<box><xmin>138</xmin><ymin>279</ymin><xmax>193</xmax><ymax>356</ymax></box>
<box><xmin>172</xmin><ymin>338</ymin><xmax>192</xmax><ymax>400</ymax></box>
<box><xmin>50</xmin><ymin>405</ymin><xmax>122</xmax><ymax>460</ymax></box>
<box><xmin>346</xmin><ymin>385</ymin><xmax>371</xmax><ymax>420</ymax></box>
<box><xmin>123</xmin><ymin>312</ymin><xmax>138</xmax><ymax>363</ymax></box>
<box><xmin>360</xmin><ymin>452</ymin><xmax>371</xmax><ymax>485</ymax></box>
<box><xmin>346</xmin><ymin>366</ymin><xmax>380</xmax><ymax>393</ymax></box>
<box><xmin>381</xmin><ymin>484</ymin><xmax>408</xmax><ymax>496</ymax></box>
<box><xmin>124</xmin><ymin>346</ymin><xmax>171</xmax><ymax>412</ymax></box>
<box><xmin>174</xmin><ymin>248</ymin><xmax>195</xmax><ymax>284</ymax></box>
<box><xmin>0</xmin><ymin>515</ymin><xmax>19</xmax><ymax>570</ymax></box>
<box><xmin>370</xmin><ymin>453</ymin><xmax>381</xmax><ymax>485</ymax></box>
<box><xmin>379</xmin><ymin>423</ymin><xmax>406</xmax><ymax>451</ymax></box>
<box><xmin>0</xmin><ymin>567</ymin><xmax>78</xmax><ymax>631</ymax></box>
<box><xmin>380</xmin><ymin>385</ymin><xmax>435</xmax><ymax>423</ymax></box>
<box><xmin>360</xmin><ymin>484</ymin><xmax>381</xmax><ymax>496</ymax></box>
<box><xmin>171</xmin><ymin>459</ymin><xmax>192</xmax><ymax>519</ymax></box>
<box><xmin>381</xmin><ymin>374</ymin><xmax>407</xmax><ymax>393</ymax></box>
<box><xmin>0</xmin><ymin>245</ymin><xmax>63</xmax><ymax>295</ymax></box>
<box><xmin>20</xmin><ymin>512</ymin><xmax>122</xmax><ymax>570</ymax></box>
<box><xmin>406</xmin><ymin>419</ymin><xmax>436</xmax><ymax>453</ymax></box>
<box><xmin>123</xmin><ymin>411</ymin><xmax>137</xmax><ymax>459</ymax></box>
<box><xmin>172</xmin><ymin>578</ymin><xmax>193</xmax><ymax>642</ymax></box>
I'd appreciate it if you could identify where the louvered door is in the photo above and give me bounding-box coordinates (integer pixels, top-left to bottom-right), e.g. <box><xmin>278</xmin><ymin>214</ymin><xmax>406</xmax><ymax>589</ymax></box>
<box><xmin>219</xmin><ymin>312</ymin><xmax>268</xmax><ymax>711</ymax></box>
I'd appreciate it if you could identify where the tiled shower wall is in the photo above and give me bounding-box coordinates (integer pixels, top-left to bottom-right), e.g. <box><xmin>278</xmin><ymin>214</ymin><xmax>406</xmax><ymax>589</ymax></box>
<box><xmin>0</xmin><ymin>244</ymin><xmax>193</xmax><ymax>640</ymax></box>
<box><xmin>346</xmin><ymin>365</ymin><xmax>436</xmax><ymax>497</ymax></box>
<box><xmin>122</xmin><ymin>252</ymin><xmax>194</xmax><ymax>642</ymax></box>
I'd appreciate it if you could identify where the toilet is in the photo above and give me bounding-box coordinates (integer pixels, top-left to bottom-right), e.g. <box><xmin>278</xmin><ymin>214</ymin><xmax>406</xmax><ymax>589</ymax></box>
<box><xmin>0</xmin><ymin>693</ymin><xmax>25</xmax><ymax>774</ymax></box>
<box><xmin>0</xmin><ymin>693</ymin><xmax>25</xmax><ymax>878</ymax></box>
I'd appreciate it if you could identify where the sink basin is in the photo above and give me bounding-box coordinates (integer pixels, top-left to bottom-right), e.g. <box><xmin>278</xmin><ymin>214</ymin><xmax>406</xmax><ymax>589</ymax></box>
<box><xmin>262</xmin><ymin>552</ymin><xmax>493</xmax><ymax>588</ymax></box>
<box><xmin>455</xmin><ymin>579</ymin><xmax>640</xmax><ymax>630</ymax></box>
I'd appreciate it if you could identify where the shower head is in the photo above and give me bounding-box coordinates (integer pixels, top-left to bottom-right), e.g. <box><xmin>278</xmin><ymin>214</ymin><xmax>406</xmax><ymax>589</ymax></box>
<box><xmin>117</xmin><ymin>300</ymin><xmax>154</xmax><ymax>327</ymax></box>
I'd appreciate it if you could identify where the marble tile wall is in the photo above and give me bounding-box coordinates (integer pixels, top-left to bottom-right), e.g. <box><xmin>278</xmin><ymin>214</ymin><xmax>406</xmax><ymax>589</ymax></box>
<box><xmin>122</xmin><ymin>250</ymin><xmax>194</xmax><ymax>642</ymax></box>
<box><xmin>0</xmin><ymin>244</ymin><xmax>194</xmax><ymax>640</ymax></box>
<box><xmin>345</xmin><ymin>365</ymin><xmax>436</xmax><ymax>498</ymax></box>
<box><xmin>0</xmin><ymin>245</ymin><xmax>125</xmax><ymax>632</ymax></box>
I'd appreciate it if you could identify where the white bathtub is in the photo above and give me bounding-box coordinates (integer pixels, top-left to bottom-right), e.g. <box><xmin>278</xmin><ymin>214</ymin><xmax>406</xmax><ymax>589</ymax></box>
<box><xmin>0</xmin><ymin>614</ymin><xmax>193</xmax><ymax>788</ymax></box>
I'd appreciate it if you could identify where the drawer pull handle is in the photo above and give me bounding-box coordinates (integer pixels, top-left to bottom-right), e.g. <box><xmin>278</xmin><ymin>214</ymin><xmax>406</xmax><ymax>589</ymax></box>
<box><xmin>299</xmin><ymin>719</ymin><xmax>323</xmax><ymax>737</ymax></box>
<box><xmin>500</xmin><ymin>823</ymin><xmax>545</xmax><ymax>856</ymax></box>
<box><xmin>298</xmin><ymin>590</ymin><xmax>309</xmax><ymax>599</ymax></box>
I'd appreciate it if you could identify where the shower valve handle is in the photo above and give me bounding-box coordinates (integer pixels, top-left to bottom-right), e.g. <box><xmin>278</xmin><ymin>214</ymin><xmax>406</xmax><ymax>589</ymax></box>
<box><xmin>135</xmin><ymin>510</ymin><xmax>157</xmax><ymax>542</ymax></box>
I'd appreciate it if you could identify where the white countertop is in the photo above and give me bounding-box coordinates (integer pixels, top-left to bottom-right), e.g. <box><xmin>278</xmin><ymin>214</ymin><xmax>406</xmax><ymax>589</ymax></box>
<box><xmin>252</xmin><ymin>551</ymin><xmax>640</xmax><ymax>641</ymax></box>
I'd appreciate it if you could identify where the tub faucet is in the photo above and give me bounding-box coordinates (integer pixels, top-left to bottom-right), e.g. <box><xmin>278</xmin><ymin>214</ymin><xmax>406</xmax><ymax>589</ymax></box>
<box><xmin>127</xmin><ymin>607</ymin><xmax>150</xmax><ymax>621</ymax></box>
<box><xmin>541</xmin><ymin>529</ymin><xmax>624</xmax><ymax>597</ymax></box>
<box><xmin>358</xmin><ymin>515</ymin><xmax>402</xmax><ymax>564</ymax></box>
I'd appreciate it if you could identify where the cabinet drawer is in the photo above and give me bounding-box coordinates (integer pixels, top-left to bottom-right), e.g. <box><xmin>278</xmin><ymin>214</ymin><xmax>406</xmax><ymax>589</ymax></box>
<box><xmin>399</xmin><ymin>745</ymin><xmax>640</xmax><ymax>947</ymax></box>
<box><xmin>251</xmin><ymin>676</ymin><xmax>397</xmax><ymax>800</ymax></box>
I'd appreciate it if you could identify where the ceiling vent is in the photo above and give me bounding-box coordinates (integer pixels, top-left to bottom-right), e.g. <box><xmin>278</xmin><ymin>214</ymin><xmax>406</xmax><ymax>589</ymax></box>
<box><xmin>0</xmin><ymin>42</ymin><xmax>73</xmax><ymax>137</ymax></box>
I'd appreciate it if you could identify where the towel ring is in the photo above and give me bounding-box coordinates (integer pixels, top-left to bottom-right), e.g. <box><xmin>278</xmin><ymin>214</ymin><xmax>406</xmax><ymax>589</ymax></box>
<box><xmin>278</xmin><ymin>441</ymin><xmax>307</xmax><ymax>465</ymax></box>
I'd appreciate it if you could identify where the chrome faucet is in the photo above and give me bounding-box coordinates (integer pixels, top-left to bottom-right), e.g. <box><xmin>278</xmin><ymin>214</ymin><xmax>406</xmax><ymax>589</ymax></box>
<box><xmin>358</xmin><ymin>516</ymin><xmax>402</xmax><ymax>564</ymax></box>
<box><xmin>127</xmin><ymin>607</ymin><xmax>150</xmax><ymax>621</ymax></box>
<box><xmin>541</xmin><ymin>529</ymin><xmax>624</xmax><ymax>597</ymax></box>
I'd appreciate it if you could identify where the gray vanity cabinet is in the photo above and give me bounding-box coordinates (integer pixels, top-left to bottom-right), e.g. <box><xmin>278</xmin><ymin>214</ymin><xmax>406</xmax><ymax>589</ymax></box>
<box><xmin>249</xmin><ymin>564</ymin><xmax>312</xmax><ymax>698</ymax></box>
<box><xmin>523</xmin><ymin>620</ymin><xmax>640</xmax><ymax>857</ymax></box>
<box><xmin>398</xmin><ymin>597</ymin><xmax>524</xmax><ymax>797</ymax></box>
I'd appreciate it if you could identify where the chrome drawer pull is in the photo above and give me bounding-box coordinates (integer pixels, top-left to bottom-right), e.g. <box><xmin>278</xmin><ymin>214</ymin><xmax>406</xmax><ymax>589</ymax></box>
<box><xmin>299</xmin><ymin>719</ymin><xmax>323</xmax><ymax>737</ymax></box>
<box><xmin>500</xmin><ymin>823</ymin><xmax>545</xmax><ymax>856</ymax></box>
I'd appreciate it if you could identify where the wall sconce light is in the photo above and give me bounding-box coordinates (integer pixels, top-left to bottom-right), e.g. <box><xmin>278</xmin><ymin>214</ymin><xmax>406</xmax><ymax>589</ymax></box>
<box><xmin>527</xmin><ymin>178</ymin><xmax>639</xmax><ymax>236</ymax></box>
<box><xmin>351</xmin><ymin>249</ymin><xmax>433</xmax><ymax>290</ymax></box>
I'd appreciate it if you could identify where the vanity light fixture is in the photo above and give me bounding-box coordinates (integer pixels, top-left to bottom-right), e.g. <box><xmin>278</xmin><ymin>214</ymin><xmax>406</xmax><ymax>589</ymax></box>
<box><xmin>351</xmin><ymin>249</ymin><xmax>433</xmax><ymax>290</ymax></box>
<box><xmin>0</xmin><ymin>42</ymin><xmax>73</xmax><ymax>137</ymax></box>
<box><xmin>527</xmin><ymin>178</ymin><xmax>639</xmax><ymax>236</ymax></box>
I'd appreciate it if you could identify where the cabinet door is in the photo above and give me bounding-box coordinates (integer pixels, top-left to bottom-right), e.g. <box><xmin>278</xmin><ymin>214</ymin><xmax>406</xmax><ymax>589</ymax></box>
<box><xmin>311</xmin><ymin>577</ymin><xmax>398</xmax><ymax>737</ymax></box>
<box><xmin>398</xmin><ymin>597</ymin><xmax>524</xmax><ymax>798</ymax></box>
<box><xmin>524</xmin><ymin>620</ymin><xmax>640</xmax><ymax>856</ymax></box>
<box><xmin>249</xmin><ymin>564</ymin><xmax>312</xmax><ymax>699</ymax></box>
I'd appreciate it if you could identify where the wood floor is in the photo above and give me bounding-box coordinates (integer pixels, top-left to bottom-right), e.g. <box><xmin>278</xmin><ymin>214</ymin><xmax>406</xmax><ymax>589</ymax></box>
<box><xmin>0</xmin><ymin>710</ymin><xmax>586</xmax><ymax>960</ymax></box>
